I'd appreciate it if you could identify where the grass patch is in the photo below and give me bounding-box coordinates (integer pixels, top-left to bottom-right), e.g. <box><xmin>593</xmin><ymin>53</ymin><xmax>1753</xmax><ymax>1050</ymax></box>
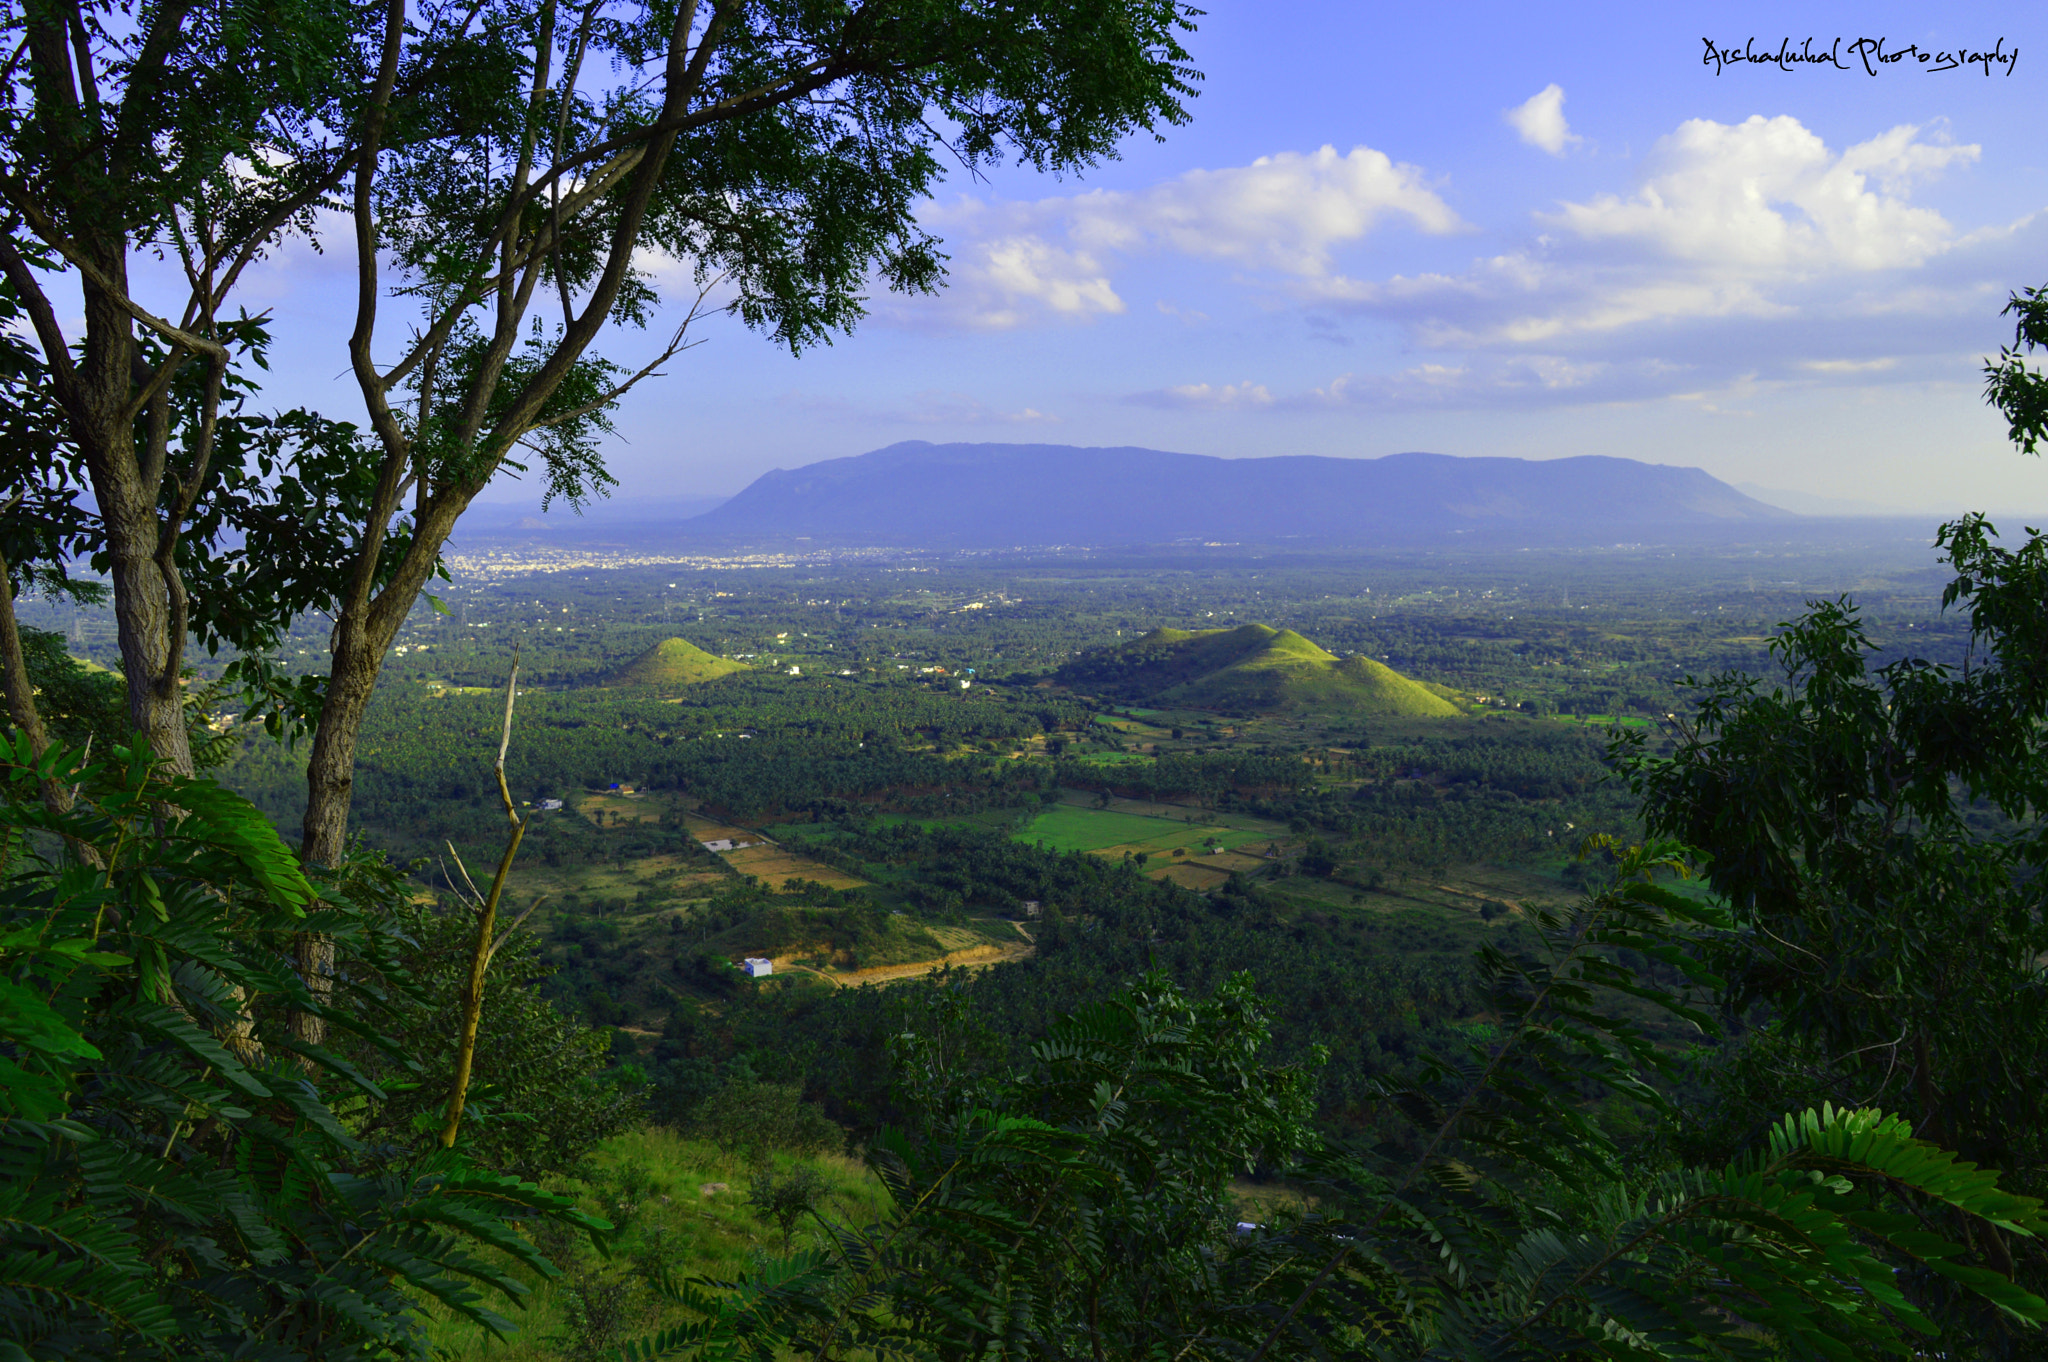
<box><xmin>1552</xmin><ymin>713</ymin><xmax>1652</xmax><ymax>728</ymax></box>
<box><xmin>1073</xmin><ymin>751</ymin><xmax>1152</xmax><ymax>766</ymax></box>
<box><xmin>1019</xmin><ymin>804</ymin><xmax>1279</xmax><ymax>858</ymax></box>
<box><xmin>423</xmin><ymin>1128</ymin><xmax>887</xmax><ymax>1361</ymax></box>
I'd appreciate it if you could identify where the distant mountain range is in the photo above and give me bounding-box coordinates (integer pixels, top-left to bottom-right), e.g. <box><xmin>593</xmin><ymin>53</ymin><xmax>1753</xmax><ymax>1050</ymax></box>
<box><xmin>1057</xmin><ymin>624</ymin><xmax>1459</xmax><ymax>718</ymax></box>
<box><xmin>682</xmin><ymin>442</ymin><xmax>1792</xmax><ymax>546</ymax></box>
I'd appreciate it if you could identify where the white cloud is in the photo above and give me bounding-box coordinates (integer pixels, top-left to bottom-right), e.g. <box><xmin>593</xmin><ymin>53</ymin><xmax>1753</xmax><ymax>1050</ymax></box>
<box><xmin>1505</xmin><ymin>85</ymin><xmax>1580</xmax><ymax>156</ymax></box>
<box><xmin>1066</xmin><ymin>145</ymin><xmax>1465</xmax><ymax>276</ymax></box>
<box><xmin>1799</xmin><ymin>357</ymin><xmax>1900</xmax><ymax>374</ymax></box>
<box><xmin>904</xmin><ymin>145</ymin><xmax>1464</xmax><ymax>328</ymax></box>
<box><xmin>1320</xmin><ymin>117</ymin><xmax>1985</xmax><ymax>352</ymax></box>
<box><xmin>1544</xmin><ymin>117</ymin><xmax>1974</xmax><ymax>271</ymax></box>
<box><xmin>1128</xmin><ymin>381</ymin><xmax>1275</xmax><ymax>410</ymax></box>
<box><xmin>977</xmin><ymin>238</ymin><xmax>1125</xmax><ymax>322</ymax></box>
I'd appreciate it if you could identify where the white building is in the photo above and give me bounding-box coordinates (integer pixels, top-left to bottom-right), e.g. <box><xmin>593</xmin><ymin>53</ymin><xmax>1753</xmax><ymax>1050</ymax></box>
<box><xmin>741</xmin><ymin>957</ymin><xmax>774</xmax><ymax>978</ymax></box>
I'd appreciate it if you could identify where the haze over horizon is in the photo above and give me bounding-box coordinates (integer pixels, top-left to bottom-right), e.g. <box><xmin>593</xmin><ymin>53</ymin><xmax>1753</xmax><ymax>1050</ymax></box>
<box><xmin>107</xmin><ymin>0</ymin><xmax>2048</xmax><ymax>514</ymax></box>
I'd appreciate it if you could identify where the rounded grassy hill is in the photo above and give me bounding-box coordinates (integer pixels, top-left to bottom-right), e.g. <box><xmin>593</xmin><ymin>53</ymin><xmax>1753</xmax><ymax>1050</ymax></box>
<box><xmin>614</xmin><ymin>638</ymin><xmax>748</xmax><ymax>689</ymax></box>
<box><xmin>1059</xmin><ymin>623</ymin><xmax>1459</xmax><ymax>717</ymax></box>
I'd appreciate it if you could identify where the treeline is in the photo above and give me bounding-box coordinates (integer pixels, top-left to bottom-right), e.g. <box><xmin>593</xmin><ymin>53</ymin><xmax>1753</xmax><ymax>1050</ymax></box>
<box><xmin>219</xmin><ymin>671</ymin><xmax>1089</xmax><ymax>847</ymax></box>
<box><xmin>1060</xmin><ymin>749</ymin><xmax>1315</xmax><ymax>802</ymax></box>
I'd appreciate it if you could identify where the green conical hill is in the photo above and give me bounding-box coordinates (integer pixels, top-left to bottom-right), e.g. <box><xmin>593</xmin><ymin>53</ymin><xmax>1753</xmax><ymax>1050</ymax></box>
<box><xmin>1057</xmin><ymin>623</ymin><xmax>1458</xmax><ymax>717</ymax></box>
<box><xmin>614</xmin><ymin>638</ymin><xmax>748</xmax><ymax>689</ymax></box>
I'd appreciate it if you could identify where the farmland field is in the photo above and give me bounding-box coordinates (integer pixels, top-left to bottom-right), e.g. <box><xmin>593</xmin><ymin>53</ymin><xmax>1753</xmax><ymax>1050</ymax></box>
<box><xmin>1017</xmin><ymin>802</ymin><xmax>1284</xmax><ymax>860</ymax></box>
<box><xmin>500</xmin><ymin>853</ymin><xmax>726</xmax><ymax>915</ymax></box>
<box><xmin>576</xmin><ymin>791</ymin><xmax>668</xmax><ymax>824</ymax></box>
<box><xmin>725</xmin><ymin>843</ymin><xmax>869</xmax><ymax>889</ymax></box>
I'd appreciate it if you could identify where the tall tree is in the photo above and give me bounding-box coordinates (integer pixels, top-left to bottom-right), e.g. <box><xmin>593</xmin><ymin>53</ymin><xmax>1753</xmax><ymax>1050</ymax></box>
<box><xmin>0</xmin><ymin>0</ymin><xmax>1198</xmax><ymax>841</ymax></box>
<box><xmin>297</xmin><ymin>0</ymin><xmax>1201</xmax><ymax>864</ymax></box>
<box><xmin>0</xmin><ymin>0</ymin><xmax>365</xmax><ymax>770</ymax></box>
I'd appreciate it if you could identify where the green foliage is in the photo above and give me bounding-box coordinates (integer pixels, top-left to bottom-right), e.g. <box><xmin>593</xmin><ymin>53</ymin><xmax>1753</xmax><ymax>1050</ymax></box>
<box><xmin>627</xmin><ymin>969</ymin><xmax>1327</xmax><ymax>1361</ymax></box>
<box><xmin>0</xmin><ymin>626</ymin><xmax>125</xmax><ymax>748</ymax></box>
<box><xmin>340</xmin><ymin>892</ymin><xmax>644</xmax><ymax>1178</ymax></box>
<box><xmin>746</xmin><ymin>1164</ymin><xmax>828</xmax><ymax>1254</ymax></box>
<box><xmin>635</xmin><ymin>819</ymin><xmax>1497</xmax><ymax>1134</ymax></box>
<box><xmin>0</xmin><ymin>737</ymin><xmax>605</xmax><ymax>1359</ymax></box>
<box><xmin>692</xmin><ymin>1082</ymin><xmax>840</xmax><ymax>1164</ymax></box>
<box><xmin>617</xmin><ymin>847</ymin><xmax>2048</xmax><ymax>1361</ymax></box>
<box><xmin>0</xmin><ymin>625</ymin><xmax>247</xmax><ymax>768</ymax></box>
<box><xmin>222</xmin><ymin>671</ymin><xmax>1068</xmax><ymax>846</ymax></box>
<box><xmin>182</xmin><ymin>405</ymin><xmax>454</xmax><ymax>739</ymax></box>
<box><xmin>1983</xmin><ymin>282</ymin><xmax>2048</xmax><ymax>456</ymax></box>
<box><xmin>1613</xmin><ymin>519</ymin><xmax>2048</xmax><ymax>1350</ymax></box>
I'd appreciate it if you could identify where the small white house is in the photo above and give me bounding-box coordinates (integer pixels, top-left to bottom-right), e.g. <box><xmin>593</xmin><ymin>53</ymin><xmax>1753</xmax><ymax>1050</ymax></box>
<box><xmin>741</xmin><ymin>957</ymin><xmax>774</xmax><ymax>978</ymax></box>
<box><xmin>1021</xmin><ymin>900</ymin><xmax>1042</xmax><ymax>918</ymax></box>
<box><xmin>538</xmin><ymin>798</ymin><xmax>564</xmax><ymax>812</ymax></box>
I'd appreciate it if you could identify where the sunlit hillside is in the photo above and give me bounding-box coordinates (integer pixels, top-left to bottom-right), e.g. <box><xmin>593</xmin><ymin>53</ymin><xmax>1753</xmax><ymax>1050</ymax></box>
<box><xmin>1060</xmin><ymin>623</ymin><xmax>1460</xmax><ymax>717</ymax></box>
<box><xmin>613</xmin><ymin>637</ymin><xmax>748</xmax><ymax>689</ymax></box>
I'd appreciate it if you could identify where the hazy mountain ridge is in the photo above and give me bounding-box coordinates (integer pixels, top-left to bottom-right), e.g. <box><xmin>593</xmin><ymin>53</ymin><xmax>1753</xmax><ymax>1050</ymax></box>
<box><xmin>1058</xmin><ymin>623</ymin><xmax>1460</xmax><ymax>717</ymax></box>
<box><xmin>683</xmin><ymin>441</ymin><xmax>1794</xmax><ymax>546</ymax></box>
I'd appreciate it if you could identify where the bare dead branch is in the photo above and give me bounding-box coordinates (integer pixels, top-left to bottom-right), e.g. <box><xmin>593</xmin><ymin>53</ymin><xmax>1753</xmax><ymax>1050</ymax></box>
<box><xmin>440</xmin><ymin>647</ymin><xmax>526</xmax><ymax>1148</ymax></box>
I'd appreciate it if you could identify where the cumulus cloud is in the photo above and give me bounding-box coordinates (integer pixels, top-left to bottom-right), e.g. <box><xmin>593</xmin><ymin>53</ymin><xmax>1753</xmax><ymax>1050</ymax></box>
<box><xmin>903</xmin><ymin>144</ymin><xmax>1464</xmax><ymax>328</ymax></box>
<box><xmin>1067</xmin><ymin>145</ymin><xmax>1465</xmax><ymax>275</ymax></box>
<box><xmin>880</xmin><ymin>111</ymin><xmax>2011</xmax><ymax>422</ymax></box>
<box><xmin>1320</xmin><ymin>117</ymin><xmax>1986</xmax><ymax>352</ymax></box>
<box><xmin>975</xmin><ymin>238</ymin><xmax>1125</xmax><ymax>324</ymax></box>
<box><xmin>1505</xmin><ymin>85</ymin><xmax>1580</xmax><ymax>156</ymax></box>
<box><xmin>1544</xmin><ymin>116</ymin><xmax>1973</xmax><ymax>270</ymax></box>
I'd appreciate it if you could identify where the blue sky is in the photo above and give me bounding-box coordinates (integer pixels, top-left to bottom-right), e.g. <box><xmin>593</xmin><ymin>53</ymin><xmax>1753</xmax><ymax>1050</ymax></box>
<box><xmin>233</xmin><ymin>1</ymin><xmax>2048</xmax><ymax>512</ymax></box>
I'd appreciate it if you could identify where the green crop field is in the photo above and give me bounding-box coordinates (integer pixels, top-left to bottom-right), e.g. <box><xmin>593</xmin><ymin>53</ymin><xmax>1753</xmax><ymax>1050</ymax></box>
<box><xmin>1018</xmin><ymin>804</ymin><xmax>1277</xmax><ymax>856</ymax></box>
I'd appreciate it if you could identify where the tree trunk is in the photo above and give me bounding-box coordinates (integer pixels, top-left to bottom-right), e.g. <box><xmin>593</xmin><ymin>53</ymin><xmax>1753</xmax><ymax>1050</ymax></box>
<box><xmin>0</xmin><ymin>541</ymin><xmax>72</xmax><ymax>816</ymax></box>
<box><xmin>70</xmin><ymin>262</ymin><xmax>195</xmax><ymax>777</ymax></box>
<box><xmin>293</xmin><ymin>537</ymin><xmax>445</xmax><ymax>1044</ymax></box>
<box><xmin>292</xmin><ymin>616</ymin><xmax>389</xmax><ymax>1046</ymax></box>
<box><xmin>299</xmin><ymin>624</ymin><xmax>384</xmax><ymax>867</ymax></box>
<box><xmin>102</xmin><ymin>499</ymin><xmax>194</xmax><ymax>776</ymax></box>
